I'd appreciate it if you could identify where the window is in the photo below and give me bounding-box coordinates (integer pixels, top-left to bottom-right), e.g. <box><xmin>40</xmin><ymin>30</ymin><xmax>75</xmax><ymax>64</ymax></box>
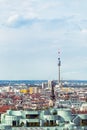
<box><xmin>12</xmin><ymin>121</ymin><xmax>16</xmax><ymax>126</ymax></box>
<box><xmin>81</xmin><ymin>119</ymin><xmax>87</xmax><ymax>126</ymax></box>
<box><xmin>52</xmin><ymin>111</ymin><xmax>57</xmax><ymax>115</ymax></box>
<box><xmin>20</xmin><ymin>122</ymin><xmax>24</xmax><ymax>127</ymax></box>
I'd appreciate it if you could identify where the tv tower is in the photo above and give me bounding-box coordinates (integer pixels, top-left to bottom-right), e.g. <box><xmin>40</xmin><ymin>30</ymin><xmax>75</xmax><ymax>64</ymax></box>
<box><xmin>58</xmin><ymin>50</ymin><xmax>61</xmax><ymax>86</ymax></box>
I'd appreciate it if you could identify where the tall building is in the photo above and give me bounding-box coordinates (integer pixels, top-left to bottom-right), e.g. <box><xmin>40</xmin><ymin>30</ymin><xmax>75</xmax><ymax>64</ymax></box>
<box><xmin>50</xmin><ymin>81</ymin><xmax>55</xmax><ymax>101</ymax></box>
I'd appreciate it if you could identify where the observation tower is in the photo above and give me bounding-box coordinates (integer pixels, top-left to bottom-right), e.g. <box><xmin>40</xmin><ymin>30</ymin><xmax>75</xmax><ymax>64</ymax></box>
<box><xmin>58</xmin><ymin>50</ymin><xmax>61</xmax><ymax>86</ymax></box>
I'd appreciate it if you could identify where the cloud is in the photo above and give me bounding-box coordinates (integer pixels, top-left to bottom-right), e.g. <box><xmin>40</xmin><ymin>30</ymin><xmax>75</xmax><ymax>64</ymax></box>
<box><xmin>0</xmin><ymin>0</ymin><xmax>86</xmax><ymax>31</ymax></box>
<box><xmin>5</xmin><ymin>14</ymin><xmax>38</xmax><ymax>28</ymax></box>
<box><xmin>81</xmin><ymin>29</ymin><xmax>87</xmax><ymax>33</ymax></box>
<box><xmin>7</xmin><ymin>14</ymin><xmax>19</xmax><ymax>25</ymax></box>
<box><xmin>5</xmin><ymin>14</ymin><xmax>81</xmax><ymax>32</ymax></box>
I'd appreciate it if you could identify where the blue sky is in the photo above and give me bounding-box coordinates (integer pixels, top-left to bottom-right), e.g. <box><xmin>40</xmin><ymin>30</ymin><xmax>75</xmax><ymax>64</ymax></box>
<box><xmin>0</xmin><ymin>0</ymin><xmax>87</xmax><ymax>80</ymax></box>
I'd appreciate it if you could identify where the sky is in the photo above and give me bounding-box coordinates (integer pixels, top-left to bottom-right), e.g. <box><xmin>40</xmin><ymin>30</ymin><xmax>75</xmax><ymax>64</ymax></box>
<box><xmin>0</xmin><ymin>0</ymin><xmax>87</xmax><ymax>80</ymax></box>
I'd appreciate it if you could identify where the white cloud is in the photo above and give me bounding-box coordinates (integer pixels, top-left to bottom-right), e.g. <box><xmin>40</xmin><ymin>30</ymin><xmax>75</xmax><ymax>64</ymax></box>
<box><xmin>7</xmin><ymin>14</ymin><xmax>19</xmax><ymax>25</ymax></box>
<box><xmin>81</xmin><ymin>29</ymin><xmax>87</xmax><ymax>33</ymax></box>
<box><xmin>6</xmin><ymin>14</ymin><xmax>37</xmax><ymax>28</ymax></box>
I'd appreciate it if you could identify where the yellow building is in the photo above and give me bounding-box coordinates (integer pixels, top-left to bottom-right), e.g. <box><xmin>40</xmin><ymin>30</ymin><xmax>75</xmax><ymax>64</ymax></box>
<box><xmin>20</xmin><ymin>89</ymin><xmax>29</xmax><ymax>94</ymax></box>
<box><xmin>20</xmin><ymin>87</ymin><xmax>40</xmax><ymax>94</ymax></box>
<box><xmin>29</xmin><ymin>87</ymin><xmax>34</xmax><ymax>94</ymax></box>
<box><xmin>29</xmin><ymin>87</ymin><xmax>40</xmax><ymax>94</ymax></box>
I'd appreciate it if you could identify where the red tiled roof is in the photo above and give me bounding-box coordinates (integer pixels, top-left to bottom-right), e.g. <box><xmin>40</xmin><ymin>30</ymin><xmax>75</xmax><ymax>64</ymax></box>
<box><xmin>0</xmin><ymin>105</ymin><xmax>14</xmax><ymax>113</ymax></box>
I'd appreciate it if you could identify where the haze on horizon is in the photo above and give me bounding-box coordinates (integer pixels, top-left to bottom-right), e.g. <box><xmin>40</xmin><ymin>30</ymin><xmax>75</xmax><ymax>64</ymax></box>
<box><xmin>0</xmin><ymin>0</ymin><xmax>87</xmax><ymax>80</ymax></box>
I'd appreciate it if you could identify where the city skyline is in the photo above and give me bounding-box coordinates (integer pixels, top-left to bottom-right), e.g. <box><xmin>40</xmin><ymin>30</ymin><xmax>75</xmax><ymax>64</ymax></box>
<box><xmin>0</xmin><ymin>0</ymin><xmax>87</xmax><ymax>80</ymax></box>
